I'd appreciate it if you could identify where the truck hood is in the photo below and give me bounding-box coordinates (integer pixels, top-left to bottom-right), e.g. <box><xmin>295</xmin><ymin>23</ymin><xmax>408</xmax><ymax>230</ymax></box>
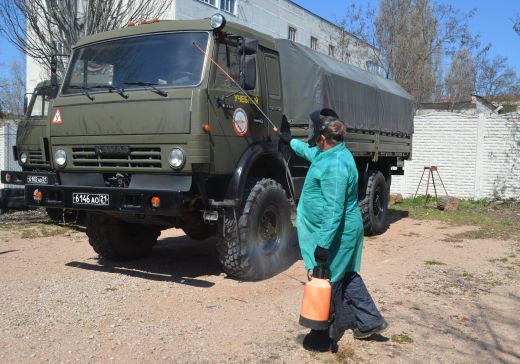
<box><xmin>51</xmin><ymin>92</ymin><xmax>192</xmax><ymax>137</ymax></box>
<box><xmin>17</xmin><ymin>117</ymin><xmax>47</xmax><ymax>147</ymax></box>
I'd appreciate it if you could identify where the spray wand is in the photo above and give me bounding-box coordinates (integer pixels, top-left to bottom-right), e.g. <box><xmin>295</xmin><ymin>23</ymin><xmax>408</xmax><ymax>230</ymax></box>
<box><xmin>193</xmin><ymin>42</ymin><xmax>279</xmax><ymax>132</ymax></box>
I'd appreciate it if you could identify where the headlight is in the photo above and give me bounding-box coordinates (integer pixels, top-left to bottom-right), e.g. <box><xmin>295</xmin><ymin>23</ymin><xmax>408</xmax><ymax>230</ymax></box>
<box><xmin>168</xmin><ymin>148</ymin><xmax>185</xmax><ymax>170</ymax></box>
<box><xmin>19</xmin><ymin>152</ymin><xmax>28</xmax><ymax>165</ymax></box>
<box><xmin>210</xmin><ymin>13</ymin><xmax>226</xmax><ymax>30</ymax></box>
<box><xmin>54</xmin><ymin>149</ymin><xmax>67</xmax><ymax>167</ymax></box>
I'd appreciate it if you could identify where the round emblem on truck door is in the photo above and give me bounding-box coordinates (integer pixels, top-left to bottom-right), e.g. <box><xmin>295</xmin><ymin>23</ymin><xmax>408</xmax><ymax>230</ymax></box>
<box><xmin>232</xmin><ymin>108</ymin><xmax>248</xmax><ymax>136</ymax></box>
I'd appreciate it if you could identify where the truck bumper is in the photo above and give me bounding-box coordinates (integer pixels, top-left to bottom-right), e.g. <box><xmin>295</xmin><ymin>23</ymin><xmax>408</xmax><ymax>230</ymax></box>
<box><xmin>1</xmin><ymin>170</ymin><xmax>58</xmax><ymax>186</ymax></box>
<box><xmin>24</xmin><ymin>184</ymin><xmax>185</xmax><ymax>216</ymax></box>
<box><xmin>0</xmin><ymin>188</ymin><xmax>28</xmax><ymax>212</ymax></box>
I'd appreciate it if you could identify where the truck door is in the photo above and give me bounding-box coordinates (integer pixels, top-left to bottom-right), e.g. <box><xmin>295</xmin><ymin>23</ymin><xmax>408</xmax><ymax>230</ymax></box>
<box><xmin>207</xmin><ymin>40</ymin><xmax>265</xmax><ymax>172</ymax></box>
<box><xmin>261</xmin><ymin>51</ymin><xmax>283</xmax><ymax>135</ymax></box>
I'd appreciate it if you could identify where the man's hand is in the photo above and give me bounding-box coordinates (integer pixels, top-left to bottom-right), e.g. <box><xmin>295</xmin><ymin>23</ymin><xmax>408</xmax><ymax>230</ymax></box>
<box><xmin>314</xmin><ymin>246</ymin><xmax>329</xmax><ymax>265</ymax></box>
<box><xmin>277</xmin><ymin>131</ymin><xmax>292</xmax><ymax>143</ymax></box>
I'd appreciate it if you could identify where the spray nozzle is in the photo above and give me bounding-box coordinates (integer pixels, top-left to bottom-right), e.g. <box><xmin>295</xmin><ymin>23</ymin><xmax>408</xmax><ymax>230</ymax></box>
<box><xmin>312</xmin><ymin>264</ymin><xmax>330</xmax><ymax>280</ymax></box>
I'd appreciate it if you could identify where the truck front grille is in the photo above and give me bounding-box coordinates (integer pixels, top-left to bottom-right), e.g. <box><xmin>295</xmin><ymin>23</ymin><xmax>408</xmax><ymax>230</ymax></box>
<box><xmin>72</xmin><ymin>147</ymin><xmax>162</xmax><ymax>169</ymax></box>
<box><xmin>28</xmin><ymin>151</ymin><xmax>48</xmax><ymax>166</ymax></box>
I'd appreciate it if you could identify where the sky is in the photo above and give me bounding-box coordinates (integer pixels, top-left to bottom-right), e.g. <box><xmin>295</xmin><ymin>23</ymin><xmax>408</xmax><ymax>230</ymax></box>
<box><xmin>291</xmin><ymin>0</ymin><xmax>520</xmax><ymax>73</ymax></box>
<box><xmin>0</xmin><ymin>0</ymin><xmax>519</xmax><ymax>81</ymax></box>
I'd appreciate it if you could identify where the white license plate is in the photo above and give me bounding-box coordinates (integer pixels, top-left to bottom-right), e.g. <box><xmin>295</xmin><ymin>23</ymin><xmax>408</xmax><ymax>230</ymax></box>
<box><xmin>72</xmin><ymin>193</ymin><xmax>109</xmax><ymax>206</ymax></box>
<box><xmin>27</xmin><ymin>175</ymin><xmax>48</xmax><ymax>184</ymax></box>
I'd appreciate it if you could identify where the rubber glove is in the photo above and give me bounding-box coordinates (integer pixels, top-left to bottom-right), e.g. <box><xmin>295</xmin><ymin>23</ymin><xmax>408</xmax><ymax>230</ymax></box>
<box><xmin>314</xmin><ymin>246</ymin><xmax>329</xmax><ymax>265</ymax></box>
<box><xmin>277</xmin><ymin>131</ymin><xmax>293</xmax><ymax>143</ymax></box>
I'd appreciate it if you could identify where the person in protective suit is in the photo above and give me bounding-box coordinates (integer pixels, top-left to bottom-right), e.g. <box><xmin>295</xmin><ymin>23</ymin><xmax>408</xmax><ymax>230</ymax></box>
<box><xmin>279</xmin><ymin>108</ymin><xmax>388</xmax><ymax>352</ymax></box>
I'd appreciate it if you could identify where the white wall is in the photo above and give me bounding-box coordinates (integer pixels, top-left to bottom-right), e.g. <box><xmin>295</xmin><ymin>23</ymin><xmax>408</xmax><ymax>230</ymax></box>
<box><xmin>391</xmin><ymin>112</ymin><xmax>520</xmax><ymax>200</ymax></box>
<box><xmin>0</xmin><ymin>124</ymin><xmax>21</xmax><ymax>188</ymax></box>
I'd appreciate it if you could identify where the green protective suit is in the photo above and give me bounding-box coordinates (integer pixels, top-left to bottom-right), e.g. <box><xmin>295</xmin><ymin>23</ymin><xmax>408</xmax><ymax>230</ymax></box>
<box><xmin>290</xmin><ymin>139</ymin><xmax>364</xmax><ymax>283</ymax></box>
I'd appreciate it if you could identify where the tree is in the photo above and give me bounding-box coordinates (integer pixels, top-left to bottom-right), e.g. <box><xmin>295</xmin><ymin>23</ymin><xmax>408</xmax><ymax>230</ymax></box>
<box><xmin>335</xmin><ymin>0</ymin><xmax>477</xmax><ymax>103</ymax></box>
<box><xmin>0</xmin><ymin>59</ymin><xmax>25</xmax><ymax>119</ymax></box>
<box><xmin>514</xmin><ymin>14</ymin><xmax>520</xmax><ymax>36</ymax></box>
<box><xmin>444</xmin><ymin>48</ymin><xmax>475</xmax><ymax>107</ymax></box>
<box><xmin>333</xmin><ymin>2</ymin><xmax>376</xmax><ymax>65</ymax></box>
<box><xmin>0</xmin><ymin>0</ymin><xmax>171</xmax><ymax>77</ymax></box>
<box><xmin>474</xmin><ymin>46</ymin><xmax>520</xmax><ymax>97</ymax></box>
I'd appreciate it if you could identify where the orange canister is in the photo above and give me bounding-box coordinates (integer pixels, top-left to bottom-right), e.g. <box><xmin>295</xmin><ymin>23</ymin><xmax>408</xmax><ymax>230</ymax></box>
<box><xmin>299</xmin><ymin>266</ymin><xmax>332</xmax><ymax>330</ymax></box>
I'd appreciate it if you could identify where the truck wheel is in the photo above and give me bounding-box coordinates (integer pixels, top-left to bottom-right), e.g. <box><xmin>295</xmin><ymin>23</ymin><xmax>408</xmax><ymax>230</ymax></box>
<box><xmin>359</xmin><ymin>171</ymin><xmax>389</xmax><ymax>235</ymax></box>
<box><xmin>85</xmin><ymin>213</ymin><xmax>160</xmax><ymax>260</ymax></box>
<box><xmin>217</xmin><ymin>178</ymin><xmax>292</xmax><ymax>281</ymax></box>
<box><xmin>46</xmin><ymin>208</ymin><xmax>63</xmax><ymax>222</ymax></box>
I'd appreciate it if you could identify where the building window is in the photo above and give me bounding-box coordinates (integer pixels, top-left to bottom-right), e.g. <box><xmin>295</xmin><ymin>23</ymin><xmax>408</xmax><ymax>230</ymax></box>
<box><xmin>288</xmin><ymin>27</ymin><xmax>296</xmax><ymax>42</ymax></box>
<box><xmin>328</xmin><ymin>44</ymin><xmax>335</xmax><ymax>57</ymax></box>
<box><xmin>310</xmin><ymin>36</ymin><xmax>318</xmax><ymax>50</ymax></box>
<box><xmin>366</xmin><ymin>60</ymin><xmax>377</xmax><ymax>73</ymax></box>
<box><xmin>198</xmin><ymin>0</ymin><xmax>217</xmax><ymax>7</ymax></box>
<box><xmin>220</xmin><ymin>0</ymin><xmax>236</xmax><ymax>14</ymax></box>
<box><xmin>54</xmin><ymin>41</ymin><xmax>64</xmax><ymax>55</ymax></box>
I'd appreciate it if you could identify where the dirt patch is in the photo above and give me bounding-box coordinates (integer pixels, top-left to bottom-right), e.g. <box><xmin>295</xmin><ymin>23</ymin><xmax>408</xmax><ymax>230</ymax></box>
<box><xmin>0</xmin><ymin>212</ymin><xmax>519</xmax><ymax>363</ymax></box>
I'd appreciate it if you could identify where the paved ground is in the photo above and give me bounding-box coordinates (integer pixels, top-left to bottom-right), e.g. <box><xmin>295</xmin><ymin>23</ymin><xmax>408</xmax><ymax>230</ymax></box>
<box><xmin>0</xmin><ymin>211</ymin><xmax>519</xmax><ymax>363</ymax></box>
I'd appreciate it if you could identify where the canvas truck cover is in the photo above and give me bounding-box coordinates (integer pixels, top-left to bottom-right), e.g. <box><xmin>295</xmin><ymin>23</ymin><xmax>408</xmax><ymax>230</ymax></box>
<box><xmin>275</xmin><ymin>39</ymin><xmax>414</xmax><ymax>135</ymax></box>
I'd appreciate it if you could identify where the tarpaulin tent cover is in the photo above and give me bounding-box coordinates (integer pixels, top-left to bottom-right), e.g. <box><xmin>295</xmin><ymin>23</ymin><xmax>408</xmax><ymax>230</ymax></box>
<box><xmin>275</xmin><ymin>39</ymin><xmax>414</xmax><ymax>135</ymax></box>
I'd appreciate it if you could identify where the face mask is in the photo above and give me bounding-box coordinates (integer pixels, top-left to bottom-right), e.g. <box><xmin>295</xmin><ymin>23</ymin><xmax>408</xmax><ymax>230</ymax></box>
<box><xmin>307</xmin><ymin>108</ymin><xmax>339</xmax><ymax>147</ymax></box>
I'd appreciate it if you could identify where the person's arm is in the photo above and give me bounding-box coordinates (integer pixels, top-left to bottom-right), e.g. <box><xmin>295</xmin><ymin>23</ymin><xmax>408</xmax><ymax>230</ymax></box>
<box><xmin>315</xmin><ymin>155</ymin><xmax>348</xmax><ymax>250</ymax></box>
<box><xmin>290</xmin><ymin>139</ymin><xmax>320</xmax><ymax>162</ymax></box>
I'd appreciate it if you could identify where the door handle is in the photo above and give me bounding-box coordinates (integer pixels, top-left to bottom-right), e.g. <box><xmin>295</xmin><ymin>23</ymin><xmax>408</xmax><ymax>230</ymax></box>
<box><xmin>268</xmin><ymin>106</ymin><xmax>282</xmax><ymax>112</ymax></box>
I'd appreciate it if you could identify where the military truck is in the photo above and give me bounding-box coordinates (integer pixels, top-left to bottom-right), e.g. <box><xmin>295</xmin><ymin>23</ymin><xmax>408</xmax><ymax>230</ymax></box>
<box><xmin>1</xmin><ymin>81</ymin><xmax>57</xmax><ymax>213</ymax></box>
<box><xmin>23</xmin><ymin>15</ymin><xmax>413</xmax><ymax>280</ymax></box>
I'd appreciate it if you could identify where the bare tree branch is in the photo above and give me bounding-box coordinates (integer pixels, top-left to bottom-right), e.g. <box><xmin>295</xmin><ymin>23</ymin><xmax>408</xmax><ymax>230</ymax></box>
<box><xmin>0</xmin><ymin>59</ymin><xmax>25</xmax><ymax>118</ymax></box>
<box><xmin>0</xmin><ymin>0</ymin><xmax>171</xmax><ymax>77</ymax></box>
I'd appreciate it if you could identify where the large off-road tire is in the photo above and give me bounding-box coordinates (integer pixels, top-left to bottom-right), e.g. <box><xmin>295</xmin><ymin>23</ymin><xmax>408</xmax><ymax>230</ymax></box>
<box><xmin>46</xmin><ymin>208</ymin><xmax>86</xmax><ymax>224</ymax></box>
<box><xmin>85</xmin><ymin>213</ymin><xmax>160</xmax><ymax>260</ymax></box>
<box><xmin>217</xmin><ymin>178</ymin><xmax>292</xmax><ymax>281</ymax></box>
<box><xmin>45</xmin><ymin>208</ymin><xmax>64</xmax><ymax>222</ymax></box>
<box><xmin>359</xmin><ymin>171</ymin><xmax>389</xmax><ymax>236</ymax></box>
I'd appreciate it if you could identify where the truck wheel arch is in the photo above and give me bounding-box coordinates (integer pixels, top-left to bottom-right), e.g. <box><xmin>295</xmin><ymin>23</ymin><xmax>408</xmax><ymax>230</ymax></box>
<box><xmin>226</xmin><ymin>143</ymin><xmax>291</xmax><ymax>206</ymax></box>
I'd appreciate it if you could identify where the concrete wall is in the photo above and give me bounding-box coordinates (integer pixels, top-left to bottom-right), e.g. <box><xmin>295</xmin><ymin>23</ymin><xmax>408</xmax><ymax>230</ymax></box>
<box><xmin>0</xmin><ymin>124</ymin><xmax>21</xmax><ymax>189</ymax></box>
<box><xmin>391</xmin><ymin>112</ymin><xmax>520</xmax><ymax>200</ymax></box>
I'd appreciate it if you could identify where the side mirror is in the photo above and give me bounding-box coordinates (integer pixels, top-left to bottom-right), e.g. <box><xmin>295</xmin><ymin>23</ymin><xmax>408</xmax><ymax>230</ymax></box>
<box><xmin>238</xmin><ymin>37</ymin><xmax>258</xmax><ymax>55</ymax></box>
<box><xmin>50</xmin><ymin>55</ymin><xmax>59</xmax><ymax>98</ymax></box>
<box><xmin>241</xmin><ymin>56</ymin><xmax>256</xmax><ymax>91</ymax></box>
<box><xmin>23</xmin><ymin>95</ymin><xmax>28</xmax><ymax>115</ymax></box>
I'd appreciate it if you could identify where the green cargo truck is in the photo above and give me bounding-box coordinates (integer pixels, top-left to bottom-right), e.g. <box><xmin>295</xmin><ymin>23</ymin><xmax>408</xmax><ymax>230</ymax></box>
<box><xmin>1</xmin><ymin>81</ymin><xmax>58</xmax><ymax>213</ymax></box>
<box><xmin>23</xmin><ymin>15</ymin><xmax>413</xmax><ymax>280</ymax></box>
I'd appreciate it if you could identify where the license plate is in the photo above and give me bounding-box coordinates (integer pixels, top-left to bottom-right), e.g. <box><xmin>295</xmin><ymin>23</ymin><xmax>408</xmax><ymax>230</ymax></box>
<box><xmin>26</xmin><ymin>175</ymin><xmax>48</xmax><ymax>184</ymax></box>
<box><xmin>72</xmin><ymin>193</ymin><xmax>109</xmax><ymax>206</ymax></box>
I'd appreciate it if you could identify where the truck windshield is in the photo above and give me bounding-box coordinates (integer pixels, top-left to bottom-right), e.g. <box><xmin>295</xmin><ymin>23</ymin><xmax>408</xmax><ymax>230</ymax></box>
<box><xmin>62</xmin><ymin>32</ymin><xmax>209</xmax><ymax>95</ymax></box>
<box><xmin>27</xmin><ymin>88</ymin><xmax>51</xmax><ymax>118</ymax></box>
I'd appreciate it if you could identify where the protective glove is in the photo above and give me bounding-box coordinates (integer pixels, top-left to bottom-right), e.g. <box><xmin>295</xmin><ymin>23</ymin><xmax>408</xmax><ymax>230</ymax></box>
<box><xmin>277</xmin><ymin>131</ymin><xmax>293</xmax><ymax>144</ymax></box>
<box><xmin>314</xmin><ymin>246</ymin><xmax>329</xmax><ymax>265</ymax></box>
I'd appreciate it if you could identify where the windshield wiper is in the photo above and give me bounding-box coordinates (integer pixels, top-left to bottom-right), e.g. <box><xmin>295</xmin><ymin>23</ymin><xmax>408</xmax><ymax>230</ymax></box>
<box><xmin>67</xmin><ymin>85</ymin><xmax>95</xmax><ymax>101</ymax></box>
<box><xmin>123</xmin><ymin>81</ymin><xmax>168</xmax><ymax>97</ymax></box>
<box><xmin>91</xmin><ymin>85</ymin><xmax>128</xmax><ymax>99</ymax></box>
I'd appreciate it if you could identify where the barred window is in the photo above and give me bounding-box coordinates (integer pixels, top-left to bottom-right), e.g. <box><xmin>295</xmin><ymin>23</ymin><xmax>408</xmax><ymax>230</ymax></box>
<box><xmin>310</xmin><ymin>37</ymin><xmax>318</xmax><ymax>50</ymax></box>
<box><xmin>220</xmin><ymin>0</ymin><xmax>237</xmax><ymax>14</ymax></box>
<box><xmin>328</xmin><ymin>44</ymin><xmax>335</xmax><ymax>57</ymax></box>
<box><xmin>198</xmin><ymin>0</ymin><xmax>217</xmax><ymax>6</ymax></box>
<box><xmin>288</xmin><ymin>27</ymin><xmax>296</xmax><ymax>41</ymax></box>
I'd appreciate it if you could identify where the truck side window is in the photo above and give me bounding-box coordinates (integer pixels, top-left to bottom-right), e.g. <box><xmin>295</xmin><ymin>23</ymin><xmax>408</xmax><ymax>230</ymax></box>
<box><xmin>265</xmin><ymin>55</ymin><xmax>281</xmax><ymax>99</ymax></box>
<box><xmin>215</xmin><ymin>42</ymin><xmax>240</xmax><ymax>88</ymax></box>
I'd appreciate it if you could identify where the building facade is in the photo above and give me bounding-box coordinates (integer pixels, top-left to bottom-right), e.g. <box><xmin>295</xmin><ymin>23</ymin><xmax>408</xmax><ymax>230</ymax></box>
<box><xmin>26</xmin><ymin>0</ymin><xmax>378</xmax><ymax>92</ymax></box>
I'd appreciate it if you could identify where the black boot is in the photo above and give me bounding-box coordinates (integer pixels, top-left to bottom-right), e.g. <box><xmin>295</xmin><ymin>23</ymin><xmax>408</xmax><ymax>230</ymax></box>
<box><xmin>302</xmin><ymin>329</ymin><xmax>331</xmax><ymax>352</ymax></box>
